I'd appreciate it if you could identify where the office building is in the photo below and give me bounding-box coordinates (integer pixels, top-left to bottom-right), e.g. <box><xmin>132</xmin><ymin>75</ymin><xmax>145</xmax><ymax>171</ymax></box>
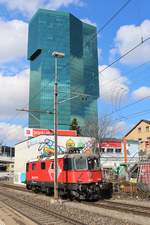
<box><xmin>28</xmin><ymin>9</ymin><xmax>99</xmax><ymax>130</ymax></box>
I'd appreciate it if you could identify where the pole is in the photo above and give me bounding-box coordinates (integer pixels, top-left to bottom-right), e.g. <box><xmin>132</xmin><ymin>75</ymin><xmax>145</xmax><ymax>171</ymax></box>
<box><xmin>54</xmin><ymin>57</ymin><xmax>58</xmax><ymax>200</ymax></box>
<box><xmin>52</xmin><ymin>51</ymin><xmax>64</xmax><ymax>200</ymax></box>
<box><xmin>123</xmin><ymin>137</ymin><xmax>127</xmax><ymax>163</ymax></box>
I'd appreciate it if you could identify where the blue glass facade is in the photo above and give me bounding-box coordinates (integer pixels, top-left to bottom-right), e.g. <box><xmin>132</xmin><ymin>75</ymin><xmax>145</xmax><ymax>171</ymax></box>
<box><xmin>28</xmin><ymin>9</ymin><xmax>99</xmax><ymax>130</ymax></box>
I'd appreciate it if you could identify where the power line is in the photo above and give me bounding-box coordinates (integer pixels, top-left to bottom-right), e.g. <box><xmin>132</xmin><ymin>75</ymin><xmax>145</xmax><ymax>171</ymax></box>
<box><xmin>99</xmin><ymin>36</ymin><xmax>150</xmax><ymax>74</ymax></box>
<box><xmin>0</xmin><ymin>0</ymin><xmax>138</xmax><ymax>144</ymax></box>
<box><xmin>105</xmin><ymin>94</ymin><xmax>150</xmax><ymax>117</ymax></box>
<box><xmin>100</xmin><ymin>60</ymin><xmax>150</xmax><ymax>87</ymax></box>
<box><xmin>114</xmin><ymin>108</ymin><xmax>150</xmax><ymax>122</ymax></box>
<box><xmin>16</xmin><ymin>0</ymin><xmax>133</xmax><ymax>114</ymax></box>
<box><xmin>4</xmin><ymin>106</ymin><xmax>150</xmax><ymax>145</ymax></box>
<box><xmin>97</xmin><ymin>0</ymin><xmax>133</xmax><ymax>33</ymax></box>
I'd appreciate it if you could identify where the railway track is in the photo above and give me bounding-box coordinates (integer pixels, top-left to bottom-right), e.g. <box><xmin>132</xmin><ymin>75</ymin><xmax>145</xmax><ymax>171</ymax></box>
<box><xmin>86</xmin><ymin>200</ymin><xmax>150</xmax><ymax>218</ymax></box>
<box><xmin>0</xmin><ymin>187</ymin><xmax>86</xmax><ymax>225</ymax></box>
<box><xmin>1</xmin><ymin>183</ymin><xmax>150</xmax><ymax>220</ymax></box>
<box><xmin>0</xmin><ymin>182</ymin><xmax>26</xmax><ymax>192</ymax></box>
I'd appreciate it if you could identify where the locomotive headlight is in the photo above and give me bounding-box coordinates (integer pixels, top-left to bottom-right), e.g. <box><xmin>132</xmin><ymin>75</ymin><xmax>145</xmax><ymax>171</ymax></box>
<box><xmin>99</xmin><ymin>184</ymin><xmax>103</xmax><ymax>188</ymax></box>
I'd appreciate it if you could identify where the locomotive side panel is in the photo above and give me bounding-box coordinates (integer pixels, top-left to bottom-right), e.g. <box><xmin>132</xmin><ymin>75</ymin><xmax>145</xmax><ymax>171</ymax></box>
<box><xmin>26</xmin><ymin>155</ymin><xmax>112</xmax><ymax>200</ymax></box>
<box><xmin>66</xmin><ymin>170</ymin><xmax>102</xmax><ymax>183</ymax></box>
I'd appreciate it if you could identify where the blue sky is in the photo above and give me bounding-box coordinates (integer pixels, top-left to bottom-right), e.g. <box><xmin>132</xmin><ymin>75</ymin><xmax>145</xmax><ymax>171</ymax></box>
<box><xmin>0</xmin><ymin>0</ymin><xmax>150</xmax><ymax>145</ymax></box>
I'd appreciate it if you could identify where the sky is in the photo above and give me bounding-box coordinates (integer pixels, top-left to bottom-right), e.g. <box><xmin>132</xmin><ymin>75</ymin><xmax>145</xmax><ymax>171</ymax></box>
<box><xmin>0</xmin><ymin>0</ymin><xmax>150</xmax><ymax>146</ymax></box>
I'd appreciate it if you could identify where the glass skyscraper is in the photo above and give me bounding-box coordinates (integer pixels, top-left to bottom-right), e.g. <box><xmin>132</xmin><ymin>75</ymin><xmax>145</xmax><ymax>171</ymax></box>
<box><xmin>28</xmin><ymin>9</ymin><xmax>99</xmax><ymax>130</ymax></box>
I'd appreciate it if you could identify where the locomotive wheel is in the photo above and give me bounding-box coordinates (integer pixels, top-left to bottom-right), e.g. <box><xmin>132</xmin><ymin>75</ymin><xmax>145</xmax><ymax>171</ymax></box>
<box><xmin>103</xmin><ymin>189</ymin><xmax>112</xmax><ymax>199</ymax></box>
<box><xmin>33</xmin><ymin>186</ymin><xmax>40</xmax><ymax>193</ymax></box>
<box><xmin>68</xmin><ymin>193</ymin><xmax>74</xmax><ymax>201</ymax></box>
<box><xmin>45</xmin><ymin>187</ymin><xmax>52</xmax><ymax>196</ymax></box>
<box><xmin>26</xmin><ymin>184</ymin><xmax>31</xmax><ymax>190</ymax></box>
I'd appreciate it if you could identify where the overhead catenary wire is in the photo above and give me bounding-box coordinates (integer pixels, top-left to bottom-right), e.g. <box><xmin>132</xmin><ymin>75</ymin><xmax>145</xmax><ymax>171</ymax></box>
<box><xmin>84</xmin><ymin>0</ymin><xmax>133</xmax><ymax>43</ymax></box>
<box><xmin>113</xmin><ymin>108</ymin><xmax>150</xmax><ymax>122</ymax></box>
<box><xmin>3</xmin><ymin>58</ymin><xmax>150</xmax><ymax>139</ymax></box>
<box><xmin>2</xmin><ymin>0</ymin><xmax>146</xmax><ymax>143</ymax></box>
<box><xmin>3</xmin><ymin>97</ymin><xmax>150</xmax><ymax>146</ymax></box>
<box><xmin>99</xmin><ymin>36</ymin><xmax>150</xmax><ymax>74</ymax></box>
<box><xmin>136</xmin><ymin>0</ymin><xmax>144</xmax><ymax>43</ymax></box>
<box><xmin>103</xmin><ymin>94</ymin><xmax>150</xmax><ymax>118</ymax></box>
<box><xmin>21</xmin><ymin>0</ymin><xmax>134</xmax><ymax>108</ymax></box>
<box><xmin>100</xmin><ymin>60</ymin><xmax>150</xmax><ymax>87</ymax></box>
<box><xmin>11</xmin><ymin>0</ymin><xmax>134</xmax><ymax>113</ymax></box>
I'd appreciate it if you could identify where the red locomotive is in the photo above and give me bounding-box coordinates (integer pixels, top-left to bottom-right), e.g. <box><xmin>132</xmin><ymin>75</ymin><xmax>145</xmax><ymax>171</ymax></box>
<box><xmin>26</xmin><ymin>151</ymin><xmax>113</xmax><ymax>200</ymax></box>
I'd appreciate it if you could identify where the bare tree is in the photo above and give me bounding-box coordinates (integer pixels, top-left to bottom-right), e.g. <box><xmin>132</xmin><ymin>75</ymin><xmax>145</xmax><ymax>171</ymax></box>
<box><xmin>81</xmin><ymin>115</ymin><xmax>113</xmax><ymax>139</ymax></box>
<box><xmin>81</xmin><ymin>114</ymin><xmax>115</xmax><ymax>156</ymax></box>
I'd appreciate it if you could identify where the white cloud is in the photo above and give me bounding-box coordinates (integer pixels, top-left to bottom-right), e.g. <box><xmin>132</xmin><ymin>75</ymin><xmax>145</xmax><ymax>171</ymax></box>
<box><xmin>109</xmin><ymin>48</ymin><xmax>117</xmax><ymax>63</ymax></box>
<box><xmin>114</xmin><ymin>121</ymin><xmax>127</xmax><ymax>133</ymax></box>
<box><xmin>81</xmin><ymin>18</ymin><xmax>96</xmax><ymax>27</ymax></box>
<box><xmin>0</xmin><ymin>0</ymin><xmax>41</xmax><ymax>14</ymax></box>
<box><xmin>99</xmin><ymin>65</ymin><xmax>129</xmax><ymax>105</ymax></box>
<box><xmin>108</xmin><ymin>120</ymin><xmax>127</xmax><ymax>137</ymax></box>
<box><xmin>132</xmin><ymin>86</ymin><xmax>150</xmax><ymax>100</ymax></box>
<box><xmin>110</xmin><ymin>20</ymin><xmax>150</xmax><ymax>65</ymax></box>
<box><xmin>0</xmin><ymin>18</ymin><xmax>28</xmax><ymax>63</ymax></box>
<box><xmin>0</xmin><ymin>123</ymin><xmax>25</xmax><ymax>144</ymax></box>
<box><xmin>0</xmin><ymin>0</ymin><xmax>84</xmax><ymax>16</ymax></box>
<box><xmin>0</xmin><ymin>69</ymin><xmax>29</xmax><ymax>119</ymax></box>
<box><xmin>47</xmin><ymin>0</ymin><xmax>84</xmax><ymax>9</ymax></box>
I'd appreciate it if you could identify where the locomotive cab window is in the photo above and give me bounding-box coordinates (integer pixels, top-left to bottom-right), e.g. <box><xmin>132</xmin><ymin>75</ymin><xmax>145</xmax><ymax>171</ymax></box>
<box><xmin>26</xmin><ymin>163</ymin><xmax>29</xmax><ymax>172</ymax></box>
<box><xmin>88</xmin><ymin>158</ymin><xmax>100</xmax><ymax>170</ymax></box>
<box><xmin>32</xmin><ymin>163</ymin><xmax>37</xmax><ymax>170</ymax></box>
<box><xmin>64</xmin><ymin>158</ymin><xmax>73</xmax><ymax>170</ymax></box>
<box><xmin>74</xmin><ymin>157</ymin><xmax>88</xmax><ymax>170</ymax></box>
<box><xmin>41</xmin><ymin>162</ymin><xmax>46</xmax><ymax>170</ymax></box>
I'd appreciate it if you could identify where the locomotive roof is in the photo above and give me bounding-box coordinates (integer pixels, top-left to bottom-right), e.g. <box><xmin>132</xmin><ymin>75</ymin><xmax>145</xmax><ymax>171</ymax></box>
<box><xmin>66</xmin><ymin>153</ymin><xmax>99</xmax><ymax>159</ymax></box>
<box><xmin>28</xmin><ymin>153</ymin><xmax>99</xmax><ymax>162</ymax></box>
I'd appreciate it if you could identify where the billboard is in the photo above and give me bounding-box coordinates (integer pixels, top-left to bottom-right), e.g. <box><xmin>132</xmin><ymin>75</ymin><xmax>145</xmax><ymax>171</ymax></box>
<box><xmin>24</xmin><ymin>128</ymin><xmax>77</xmax><ymax>137</ymax></box>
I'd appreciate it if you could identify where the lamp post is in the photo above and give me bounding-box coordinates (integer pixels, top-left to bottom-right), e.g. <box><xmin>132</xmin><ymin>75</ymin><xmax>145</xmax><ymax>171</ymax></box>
<box><xmin>52</xmin><ymin>51</ymin><xmax>65</xmax><ymax>200</ymax></box>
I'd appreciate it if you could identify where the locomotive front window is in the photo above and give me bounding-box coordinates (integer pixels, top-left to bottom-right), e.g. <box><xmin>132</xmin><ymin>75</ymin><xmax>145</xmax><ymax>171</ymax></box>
<box><xmin>41</xmin><ymin>162</ymin><xmax>46</xmax><ymax>170</ymax></box>
<box><xmin>74</xmin><ymin>157</ymin><xmax>88</xmax><ymax>170</ymax></box>
<box><xmin>88</xmin><ymin>158</ymin><xmax>100</xmax><ymax>170</ymax></box>
<box><xmin>32</xmin><ymin>163</ymin><xmax>37</xmax><ymax>170</ymax></box>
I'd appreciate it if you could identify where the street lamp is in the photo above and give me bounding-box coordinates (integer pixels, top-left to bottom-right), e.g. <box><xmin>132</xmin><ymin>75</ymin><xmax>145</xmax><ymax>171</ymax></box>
<box><xmin>52</xmin><ymin>51</ymin><xmax>65</xmax><ymax>200</ymax></box>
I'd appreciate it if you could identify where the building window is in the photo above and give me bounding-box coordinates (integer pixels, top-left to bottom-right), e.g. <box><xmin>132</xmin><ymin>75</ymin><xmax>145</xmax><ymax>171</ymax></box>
<box><xmin>115</xmin><ymin>148</ymin><xmax>121</xmax><ymax>153</ymax></box>
<box><xmin>138</xmin><ymin>138</ymin><xmax>142</xmax><ymax>142</ymax></box>
<box><xmin>41</xmin><ymin>162</ymin><xmax>46</xmax><ymax>170</ymax></box>
<box><xmin>100</xmin><ymin>148</ymin><xmax>105</xmax><ymax>153</ymax></box>
<box><xmin>146</xmin><ymin>126</ymin><xmax>149</xmax><ymax>132</ymax></box>
<box><xmin>107</xmin><ymin>148</ymin><xmax>113</xmax><ymax>153</ymax></box>
<box><xmin>138</xmin><ymin>127</ymin><xmax>141</xmax><ymax>133</ymax></box>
